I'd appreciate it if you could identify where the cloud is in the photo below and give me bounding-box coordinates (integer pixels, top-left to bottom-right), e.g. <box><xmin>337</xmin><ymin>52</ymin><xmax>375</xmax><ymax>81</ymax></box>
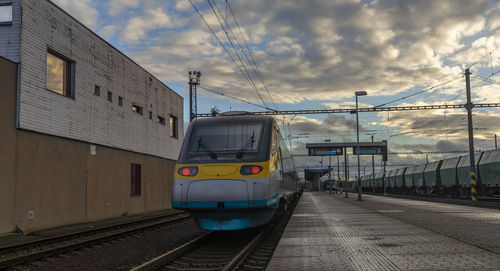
<box><xmin>125</xmin><ymin>0</ymin><xmax>497</xmax><ymax>106</ymax></box>
<box><xmin>122</xmin><ymin>8</ymin><xmax>176</xmax><ymax>43</ymax></box>
<box><xmin>108</xmin><ymin>0</ymin><xmax>140</xmax><ymax>16</ymax></box>
<box><xmin>99</xmin><ymin>25</ymin><xmax>116</xmax><ymax>40</ymax></box>
<box><xmin>52</xmin><ymin>0</ymin><xmax>98</xmax><ymax>28</ymax></box>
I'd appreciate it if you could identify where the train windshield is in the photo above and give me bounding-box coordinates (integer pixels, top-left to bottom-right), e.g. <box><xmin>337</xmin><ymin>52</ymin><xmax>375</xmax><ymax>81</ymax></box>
<box><xmin>187</xmin><ymin>122</ymin><xmax>263</xmax><ymax>161</ymax></box>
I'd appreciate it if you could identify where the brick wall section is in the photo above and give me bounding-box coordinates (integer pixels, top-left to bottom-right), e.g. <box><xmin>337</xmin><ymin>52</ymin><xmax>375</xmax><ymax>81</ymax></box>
<box><xmin>17</xmin><ymin>0</ymin><xmax>183</xmax><ymax>160</ymax></box>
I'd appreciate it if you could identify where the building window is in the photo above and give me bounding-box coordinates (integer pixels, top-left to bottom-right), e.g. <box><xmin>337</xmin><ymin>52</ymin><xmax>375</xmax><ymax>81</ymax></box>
<box><xmin>94</xmin><ymin>85</ymin><xmax>100</xmax><ymax>96</ymax></box>
<box><xmin>132</xmin><ymin>104</ymin><xmax>143</xmax><ymax>115</ymax></box>
<box><xmin>149</xmin><ymin>111</ymin><xmax>152</xmax><ymax>120</ymax></box>
<box><xmin>0</xmin><ymin>3</ymin><xmax>12</xmax><ymax>25</ymax></box>
<box><xmin>118</xmin><ymin>96</ymin><xmax>123</xmax><ymax>106</ymax></box>
<box><xmin>107</xmin><ymin>91</ymin><xmax>112</xmax><ymax>102</ymax></box>
<box><xmin>130</xmin><ymin>164</ymin><xmax>141</xmax><ymax>196</ymax></box>
<box><xmin>46</xmin><ymin>50</ymin><xmax>74</xmax><ymax>98</ymax></box>
<box><xmin>170</xmin><ymin>114</ymin><xmax>178</xmax><ymax>138</ymax></box>
<box><xmin>157</xmin><ymin>115</ymin><xmax>165</xmax><ymax>125</ymax></box>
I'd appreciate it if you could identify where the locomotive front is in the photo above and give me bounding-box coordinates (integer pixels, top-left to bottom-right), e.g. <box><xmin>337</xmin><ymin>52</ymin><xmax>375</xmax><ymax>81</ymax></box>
<box><xmin>171</xmin><ymin>115</ymin><xmax>281</xmax><ymax>230</ymax></box>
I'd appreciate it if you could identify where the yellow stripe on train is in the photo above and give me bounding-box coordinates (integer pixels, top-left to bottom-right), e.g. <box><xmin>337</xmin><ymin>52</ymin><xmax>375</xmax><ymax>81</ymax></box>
<box><xmin>174</xmin><ymin>158</ymin><xmax>278</xmax><ymax>180</ymax></box>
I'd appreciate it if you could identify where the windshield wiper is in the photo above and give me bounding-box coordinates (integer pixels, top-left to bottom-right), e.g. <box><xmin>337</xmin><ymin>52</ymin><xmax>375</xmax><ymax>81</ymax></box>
<box><xmin>236</xmin><ymin>131</ymin><xmax>255</xmax><ymax>159</ymax></box>
<box><xmin>197</xmin><ymin>136</ymin><xmax>218</xmax><ymax>160</ymax></box>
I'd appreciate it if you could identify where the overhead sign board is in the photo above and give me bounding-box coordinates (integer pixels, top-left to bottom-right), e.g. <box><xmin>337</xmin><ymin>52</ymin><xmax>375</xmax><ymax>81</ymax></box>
<box><xmin>306</xmin><ymin>141</ymin><xmax>388</xmax><ymax>161</ymax></box>
<box><xmin>308</xmin><ymin>147</ymin><xmax>343</xmax><ymax>156</ymax></box>
<box><xmin>353</xmin><ymin>146</ymin><xmax>384</xmax><ymax>155</ymax></box>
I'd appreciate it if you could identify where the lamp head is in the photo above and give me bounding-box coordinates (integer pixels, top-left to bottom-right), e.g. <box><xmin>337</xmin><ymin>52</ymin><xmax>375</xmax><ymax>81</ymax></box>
<box><xmin>355</xmin><ymin>91</ymin><xmax>367</xmax><ymax>96</ymax></box>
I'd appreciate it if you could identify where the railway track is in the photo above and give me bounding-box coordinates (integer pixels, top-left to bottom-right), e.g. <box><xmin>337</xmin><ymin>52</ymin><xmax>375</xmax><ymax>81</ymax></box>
<box><xmin>132</xmin><ymin>193</ymin><xmax>301</xmax><ymax>271</ymax></box>
<box><xmin>366</xmin><ymin>192</ymin><xmax>500</xmax><ymax>210</ymax></box>
<box><xmin>0</xmin><ymin>211</ymin><xmax>191</xmax><ymax>269</ymax></box>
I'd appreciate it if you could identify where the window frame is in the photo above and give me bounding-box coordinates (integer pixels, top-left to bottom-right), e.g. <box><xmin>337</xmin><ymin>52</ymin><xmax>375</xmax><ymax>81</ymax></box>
<box><xmin>94</xmin><ymin>85</ymin><xmax>100</xmax><ymax>96</ymax></box>
<box><xmin>169</xmin><ymin>114</ymin><xmax>178</xmax><ymax>138</ymax></box>
<box><xmin>107</xmin><ymin>91</ymin><xmax>113</xmax><ymax>102</ymax></box>
<box><xmin>130</xmin><ymin>163</ymin><xmax>141</xmax><ymax>196</ymax></box>
<box><xmin>132</xmin><ymin>104</ymin><xmax>143</xmax><ymax>115</ymax></box>
<box><xmin>157</xmin><ymin>115</ymin><xmax>165</xmax><ymax>125</ymax></box>
<box><xmin>0</xmin><ymin>3</ymin><xmax>13</xmax><ymax>26</ymax></box>
<box><xmin>45</xmin><ymin>49</ymin><xmax>75</xmax><ymax>99</ymax></box>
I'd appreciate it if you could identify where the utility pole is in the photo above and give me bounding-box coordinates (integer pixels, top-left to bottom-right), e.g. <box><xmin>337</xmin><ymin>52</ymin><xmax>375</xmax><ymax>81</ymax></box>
<box><xmin>495</xmin><ymin>134</ymin><xmax>497</xmax><ymax>150</ymax></box>
<box><xmin>465</xmin><ymin>69</ymin><xmax>477</xmax><ymax>202</ymax></box>
<box><xmin>371</xmin><ymin>135</ymin><xmax>375</xmax><ymax>179</ymax></box>
<box><xmin>383</xmin><ymin>160</ymin><xmax>387</xmax><ymax>196</ymax></box>
<box><xmin>188</xmin><ymin>71</ymin><xmax>201</xmax><ymax>122</ymax></box>
<box><xmin>337</xmin><ymin>155</ymin><xmax>340</xmax><ymax>194</ymax></box>
<box><xmin>344</xmin><ymin>148</ymin><xmax>348</xmax><ymax>198</ymax></box>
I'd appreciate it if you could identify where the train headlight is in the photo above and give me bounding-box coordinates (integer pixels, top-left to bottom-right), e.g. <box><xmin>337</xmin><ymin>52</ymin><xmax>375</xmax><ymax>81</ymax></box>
<box><xmin>178</xmin><ymin>166</ymin><xmax>198</xmax><ymax>176</ymax></box>
<box><xmin>241</xmin><ymin>165</ymin><xmax>263</xmax><ymax>175</ymax></box>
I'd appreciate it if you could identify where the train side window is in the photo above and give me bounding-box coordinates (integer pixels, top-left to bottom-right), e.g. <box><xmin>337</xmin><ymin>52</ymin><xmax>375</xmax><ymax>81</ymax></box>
<box><xmin>272</xmin><ymin>128</ymin><xmax>278</xmax><ymax>154</ymax></box>
<box><xmin>130</xmin><ymin>164</ymin><xmax>141</xmax><ymax>196</ymax></box>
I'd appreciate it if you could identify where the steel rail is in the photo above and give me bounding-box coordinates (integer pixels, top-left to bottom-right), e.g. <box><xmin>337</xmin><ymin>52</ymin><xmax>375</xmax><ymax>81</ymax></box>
<box><xmin>0</xmin><ymin>212</ymin><xmax>190</xmax><ymax>269</ymax></box>
<box><xmin>130</xmin><ymin>233</ymin><xmax>211</xmax><ymax>271</ymax></box>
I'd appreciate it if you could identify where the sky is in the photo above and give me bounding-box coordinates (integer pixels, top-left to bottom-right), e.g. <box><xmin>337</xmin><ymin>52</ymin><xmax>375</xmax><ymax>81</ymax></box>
<box><xmin>51</xmin><ymin>0</ymin><xmax>500</xmax><ymax>177</ymax></box>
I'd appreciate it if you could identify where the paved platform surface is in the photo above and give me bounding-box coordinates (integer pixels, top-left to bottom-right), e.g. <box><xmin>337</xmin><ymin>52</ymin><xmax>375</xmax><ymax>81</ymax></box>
<box><xmin>0</xmin><ymin>209</ymin><xmax>182</xmax><ymax>248</ymax></box>
<box><xmin>267</xmin><ymin>192</ymin><xmax>500</xmax><ymax>270</ymax></box>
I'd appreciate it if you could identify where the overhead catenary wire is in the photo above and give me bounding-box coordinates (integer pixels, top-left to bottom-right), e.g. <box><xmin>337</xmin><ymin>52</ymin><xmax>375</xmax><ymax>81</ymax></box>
<box><xmin>374</xmin><ymin>75</ymin><xmax>463</xmax><ymax>107</ymax></box>
<box><xmin>189</xmin><ymin>0</ymin><xmax>275</xmax><ymax>111</ymax></box>
<box><xmin>198</xmin><ymin>85</ymin><xmax>276</xmax><ymax>111</ymax></box>
<box><xmin>225</xmin><ymin>0</ymin><xmax>278</xmax><ymax>111</ymax></box>
<box><xmin>206</xmin><ymin>0</ymin><xmax>271</xmax><ymax>110</ymax></box>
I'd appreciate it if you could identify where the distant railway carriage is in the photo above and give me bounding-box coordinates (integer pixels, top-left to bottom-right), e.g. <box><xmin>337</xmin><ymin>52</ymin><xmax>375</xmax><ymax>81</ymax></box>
<box><xmin>423</xmin><ymin>160</ymin><xmax>443</xmax><ymax>194</ymax></box>
<box><xmin>440</xmin><ymin>156</ymin><xmax>461</xmax><ymax>187</ymax></box>
<box><xmin>171</xmin><ymin>112</ymin><xmax>298</xmax><ymax>231</ymax></box>
<box><xmin>478</xmin><ymin>149</ymin><xmax>500</xmax><ymax>196</ymax></box>
<box><xmin>395</xmin><ymin>167</ymin><xmax>407</xmax><ymax>192</ymax></box>
<box><xmin>413</xmin><ymin>164</ymin><xmax>427</xmax><ymax>191</ymax></box>
<box><xmin>457</xmin><ymin>152</ymin><xmax>483</xmax><ymax>196</ymax></box>
<box><xmin>405</xmin><ymin>165</ymin><xmax>417</xmax><ymax>191</ymax></box>
<box><xmin>361</xmin><ymin>149</ymin><xmax>500</xmax><ymax>197</ymax></box>
<box><xmin>373</xmin><ymin>172</ymin><xmax>384</xmax><ymax>191</ymax></box>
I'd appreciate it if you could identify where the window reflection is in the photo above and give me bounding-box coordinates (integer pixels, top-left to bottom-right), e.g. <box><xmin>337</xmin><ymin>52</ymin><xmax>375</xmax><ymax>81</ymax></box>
<box><xmin>46</xmin><ymin>52</ymin><xmax>66</xmax><ymax>95</ymax></box>
<box><xmin>0</xmin><ymin>5</ymin><xmax>12</xmax><ymax>23</ymax></box>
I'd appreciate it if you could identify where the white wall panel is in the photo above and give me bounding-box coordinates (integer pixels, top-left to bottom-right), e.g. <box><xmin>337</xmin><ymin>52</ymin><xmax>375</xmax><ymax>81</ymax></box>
<box><xmin>15</xmin><ymin>0</ymin><xmax>183</xmax><ymax>160</ymax></box>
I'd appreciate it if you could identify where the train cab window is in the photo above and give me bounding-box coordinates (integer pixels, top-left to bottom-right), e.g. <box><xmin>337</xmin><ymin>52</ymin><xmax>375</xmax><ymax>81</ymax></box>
<box><xmin>130</xmin><ymin>164</ymin><xmax>141</xmax><ymax>196</ymax></box>
<box><xmin>187</xmin><ymin>122</ymin><xmax>263</xmax><ymax>161</ymax></box>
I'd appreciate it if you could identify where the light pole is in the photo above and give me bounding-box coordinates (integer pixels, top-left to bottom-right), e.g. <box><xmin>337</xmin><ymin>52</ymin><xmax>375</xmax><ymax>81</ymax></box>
<box><xmin>355</xmin><ymin>90</ymin><xmax>367</xmax><ymax>201</ymax></box>
<box><xmin>188</xmin><ymin>71</ymin><xmax>201</xmax><ymax>122</ymax></box>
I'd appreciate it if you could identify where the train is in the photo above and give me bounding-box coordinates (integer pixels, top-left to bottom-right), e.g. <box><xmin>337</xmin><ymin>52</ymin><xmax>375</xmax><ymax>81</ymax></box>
<box><xmin>171</xmin><ymin>111</ymin><xmax>298</xmax><ymax>231</ymax></box>
<box><xmin>360</xmin><ymin>149</ymin><xmax>500</xmax><ymax>197</ymax></box>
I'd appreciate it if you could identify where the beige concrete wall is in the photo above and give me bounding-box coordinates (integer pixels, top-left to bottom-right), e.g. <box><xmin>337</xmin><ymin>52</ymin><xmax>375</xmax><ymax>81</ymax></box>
<box><xmin>0</xmin><ymin>57</ymin><xmax>18</xmax><ymax>233</ymax></box>
<box><xmin>86</xmin><ymin>146</ymin><xmax>175</xmax><ymax>221</ymax></box>
<box><xmin>0</xmin><ymin>57</ymin><xmax>177</xmax><ymax>234</ymax></box>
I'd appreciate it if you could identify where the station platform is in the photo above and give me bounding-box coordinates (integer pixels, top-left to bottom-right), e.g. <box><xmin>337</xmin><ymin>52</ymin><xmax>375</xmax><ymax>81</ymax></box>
<box><xmin>267</xmin><ymin>192</ymin><xmax>500</xmax><ymax>270</ymax></box>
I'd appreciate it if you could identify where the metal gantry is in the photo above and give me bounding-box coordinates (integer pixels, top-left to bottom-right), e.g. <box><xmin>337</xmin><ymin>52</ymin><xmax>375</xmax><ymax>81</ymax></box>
<box><xmin>195</xmin><ymin>103</ymin><xmax>500</xmax><ymax>117</ymax></box>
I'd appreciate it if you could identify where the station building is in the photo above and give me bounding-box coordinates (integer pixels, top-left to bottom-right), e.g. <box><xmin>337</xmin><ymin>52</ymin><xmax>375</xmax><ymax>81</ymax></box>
<box><xmin>0</xmin><ymin>0</ymin><xmax>184</xmax><ymax>234</ymax></box>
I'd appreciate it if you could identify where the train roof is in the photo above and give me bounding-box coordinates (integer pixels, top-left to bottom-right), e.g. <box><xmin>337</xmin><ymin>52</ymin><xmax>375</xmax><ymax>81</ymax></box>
<box><xmin>192</xmin><ymin>113</ymin><xmax>276</xmax><ymax>125</ymax></box>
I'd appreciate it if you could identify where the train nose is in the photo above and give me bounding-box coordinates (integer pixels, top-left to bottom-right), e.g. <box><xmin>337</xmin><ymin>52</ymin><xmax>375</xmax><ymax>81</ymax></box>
<box><xmin>186</xmin><ymin>180</ymin><xmax>249</xmax><ymax>209</ymax></box>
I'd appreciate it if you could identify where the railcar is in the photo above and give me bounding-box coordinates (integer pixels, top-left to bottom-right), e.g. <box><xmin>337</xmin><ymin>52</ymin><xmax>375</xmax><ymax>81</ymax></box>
<box><xmin>361</xmin><ymin>149</ymin><xmax>500</xmax><ymax>197</ymax></box>
<box><xmin>171</xmin><ymin>112</ymin><xmax>298</xmax><ymax>231</ymax></box>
